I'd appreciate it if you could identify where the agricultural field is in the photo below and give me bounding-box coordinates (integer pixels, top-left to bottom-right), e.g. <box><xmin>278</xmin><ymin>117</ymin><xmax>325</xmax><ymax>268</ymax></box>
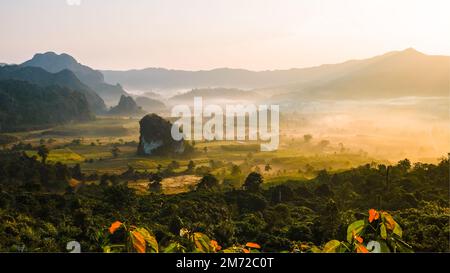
<box><xmin>5</xmin><ymin>116</ymin><xmax>387</xmax><ymax>193</ymax></box>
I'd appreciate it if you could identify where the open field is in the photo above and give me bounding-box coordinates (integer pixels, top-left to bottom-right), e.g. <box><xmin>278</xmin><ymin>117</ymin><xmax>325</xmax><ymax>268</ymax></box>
<box><xmin>6</xmin><ymin>113</ymin><xmax>447</xmax><ymax>196</ymax></box>
<box><xmin>5</xmin><ymin>116</ymin><xmax>394</xmax><ymax>191</ymax></box>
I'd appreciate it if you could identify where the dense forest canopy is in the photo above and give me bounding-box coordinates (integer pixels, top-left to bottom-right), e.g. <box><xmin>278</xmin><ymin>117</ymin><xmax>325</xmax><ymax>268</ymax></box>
<box><xmin>0</xmin><ymin>80</ymin><xmax>93</xmax><ymax>132</ymax></box>
<box><xmin>0</xmin><ymin>149</ymin><xmax>447</xmax><ymax>252</ymax></box>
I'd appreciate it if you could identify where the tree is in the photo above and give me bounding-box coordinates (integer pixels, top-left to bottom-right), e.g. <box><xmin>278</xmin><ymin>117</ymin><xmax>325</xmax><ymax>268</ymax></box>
<box><xmin>103</xmin><ymin>184</ymin><xmax>136</xmax><ymax>209</ymax></box>
<box><xmin>111</xmin><ymin>146</ymin><xmax>120</xmax><ymax>158</ymax></box>
<box><xmin>37</xmin><ymin>145</ymin><xmax>49</xmax><ymax>164</ymax></box>
<box><xmin>265</xmin><ymin>163</ymin><xmax>272</xmax><ymax>172</ymax></box>
<box><xmin>0</xmin><ymin>134</ymin><xmax>18</xmax><ymax>150</ymax></box>
<box><xmin>148</xmin><ymin>173</ymin><xmax>163</xmax><ymax>193</ymax></box>
<box><xmin>317</xmin><ymin>140</ymin><xmax>330</xmax><ymax>149</ymax></box>
<box><xmin>231</xmin><ymin>164</ymin><xmax>241</xmax><ymax>176</ymax></box>
<box><xmin>187</xmin><ymin>160</ymin><xmax>195</xmax><ymax>173</ymax></box>
<box><xmin>71</xmin><ymin>163</ymin><xmax>83</xmax><ymax>180</ymax></box>
<box><xmin>397</xmin><ymin>158</ymin><xmax>411</xmax><ymax>172</ymax></box>
<box><xmin>317</xmin><ymin>169</ymin><xmax>330</xmax><ymax>183</ymax></box>
<box><xmin>100</xmin><ymin>174</ymin><xmax>110</xmax><ymax>187</ymax></box>
<box><xmin>243</xmin><ymin>172</ymin><xmax>263</xmax><ymax>192</ymax></box>
<box><xmin>197</xmin><ymin>173</ymin><xmax>219</xmax><ymax>191</ymax></box>
<box><xmin>303</xmin><ymin>134</ymin><xmax>313</xmax><ymax>143</ymax></box>
<box><xmin>168</xmin><ymin>160</ymin><xmax>180</xmax><ymax>171</ymax></box>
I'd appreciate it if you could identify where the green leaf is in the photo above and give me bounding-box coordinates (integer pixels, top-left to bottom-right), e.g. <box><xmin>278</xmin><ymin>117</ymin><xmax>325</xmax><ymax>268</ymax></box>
<box><xmin>347</xmin><ymin>220</ymin><xmax>365</xmax><ymax>243</ymax></box>
<box><xmin>193</xmin><ymin>232</ymin><xmax>213</xmax><ymax>253</ymax></box>
<box><xmin>310</xmin><ymin>246</ymin><xmax>322</xmax><ymax>253</ymax></box>
<box><xmin>393</xmin><ymin>223</ymin><xmax>403</xmax><ymax>237</ymax></box>
<box><xmin>103</xmin><ymin>246</ymin><xmax>111</xmax><ymax>253</ymax></box>
<box><xmin>163</xmin><ymin>242</ymin><xmax>186</xmax><ymax>253</ymax></box>
<box><xmin>322</xmin><ymin>240</ymin><xmax>341</xmax><ymax>253</ymax></box>
<box><xmin>103</xmin><ymin>244</ymin><xmax>125</xmax><ymax>253</ymax></box>
<box><xmin>222</xmin><ymin>246</ymin><xmax>241</xmax><ymax>253</ymax></box>
<box><xmin>380</xmin><ymin>223</ymin><xmax>387</xmax><ymax>239</ymax></box>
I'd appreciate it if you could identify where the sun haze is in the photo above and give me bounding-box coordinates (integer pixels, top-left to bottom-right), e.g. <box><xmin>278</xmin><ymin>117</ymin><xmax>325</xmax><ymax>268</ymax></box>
<box><xmin>1</xmin><ymin>0</ymin><xmax>449</xmax><ymax>70</ymax></box>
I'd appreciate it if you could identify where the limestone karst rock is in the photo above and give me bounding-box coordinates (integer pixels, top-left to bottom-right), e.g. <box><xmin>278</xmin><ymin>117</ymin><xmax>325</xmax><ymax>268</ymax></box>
<box><xmin>137</xmin><ymin>114</ymin><xmax>184</xmax><ymax>156</ymax></box>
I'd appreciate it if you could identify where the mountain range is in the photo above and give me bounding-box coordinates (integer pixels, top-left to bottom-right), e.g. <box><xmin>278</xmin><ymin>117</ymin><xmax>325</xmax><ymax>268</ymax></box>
<box><xmin>0</xmin><ymin>65</ymin><xmax>106</xmax><ymax>112</ymax></box>
<box><xmin>102</xmin><ymin>48</ymin><xmax>449</xmax><ymax>101</ymax></box>
<box><xmin>22</xmin><ymin>52</ymin><xmax>128</xmax><ymax>106</ymax></box>
<box><xmin>268</xmin><ymin>48</ymin><xmax>450</xmax><ymax>101</ymax></box>
<box><xmin>0</xmin><ymin>48</ymin><xmax>448</xmax><ymax>132</ymax></box>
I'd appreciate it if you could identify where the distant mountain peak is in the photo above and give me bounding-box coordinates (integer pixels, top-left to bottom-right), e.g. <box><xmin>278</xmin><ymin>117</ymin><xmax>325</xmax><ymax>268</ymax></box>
<box><xmin>402</xmin><ymin>47</ymin><xmax>419</xmax><ymax>52</ymax></box>
<box><xmin>21</xmin><ymin>51</ymin><xmax>128</xmax><ymax>105</ymax></box>
<box><xmin>29</xmin><ymin>51</ymin><xmax>78</xmax><ymax>66</ymax></box>
<box><xmin>397</xmin><ymin>47</ymin><xmax>425</xmax><ymax>56</ymax></box>
<box><xmin>108</xmin><ymin>95</ymin><xmax>145</xmax><ymax>116</ymax></box>
<box><xmin>23</xmin><ymin>51</ymin><xmax>86</xmax><ymax>74</ymax></box>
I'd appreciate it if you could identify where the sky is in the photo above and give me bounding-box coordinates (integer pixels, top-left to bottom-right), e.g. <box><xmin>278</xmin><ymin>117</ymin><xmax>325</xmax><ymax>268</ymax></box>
<box><xmin>0</xmin><ymin>0</ymin><xmax>449</xmax><ymax>71</ymax></box>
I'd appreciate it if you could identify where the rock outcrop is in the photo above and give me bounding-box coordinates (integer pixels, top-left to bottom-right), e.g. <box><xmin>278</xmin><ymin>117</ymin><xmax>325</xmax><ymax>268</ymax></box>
<box><xmin>137</xmin><ymin>114</ymin><xmax>184</xmax><ymax>156</ymax></box>
<box><xmin>108</xmin><ymin>95</ymin><xmax>146</xmax><ymax>116</ymax></box>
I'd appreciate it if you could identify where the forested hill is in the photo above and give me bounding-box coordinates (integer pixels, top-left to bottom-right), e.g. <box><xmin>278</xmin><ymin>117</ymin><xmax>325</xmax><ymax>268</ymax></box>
<box><xmin>0</xmin><ymin>65</ymin><xmax>106</xmax><ymax>113</ymax></box>
<box><xmin>22</xmin><ymin>52</ymin><xmax>128</xmax><ymax>106</ymax></box>
<box><xmin>0</xmin><ymin>80</ymin><xmax>93</xmax><ymax>132</ymax></box>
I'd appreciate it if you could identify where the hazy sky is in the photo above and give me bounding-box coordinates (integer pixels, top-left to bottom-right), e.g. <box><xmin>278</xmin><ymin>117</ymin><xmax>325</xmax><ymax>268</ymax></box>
<box><xmin>1</xmin><ymin>0</ymin><xmax>449</xmax><ymax>70</ymax></box>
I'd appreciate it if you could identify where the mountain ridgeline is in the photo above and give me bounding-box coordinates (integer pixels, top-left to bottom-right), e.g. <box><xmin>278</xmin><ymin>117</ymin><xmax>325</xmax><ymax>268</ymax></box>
<box><xmin>102</xmin><ymin>48</ymin><xmax>450</xmax><ymax>100</ymax></box>
<box><xmin>0</xmin><ymin>65</ymin><xmax>106</xmax><ymax>112</ymax></box>
<box><xmin>21</xmin><ymin>52</ymin><xmax>128</xmax><ymax>106</ymax></box>
<box><xmin>0</xmin><ymin>48</ymin><xmax>448</xmax><ymax>132</ymax></box>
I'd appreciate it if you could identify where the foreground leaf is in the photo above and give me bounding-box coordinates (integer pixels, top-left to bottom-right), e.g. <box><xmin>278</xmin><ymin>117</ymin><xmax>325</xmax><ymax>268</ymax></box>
<box><xmin>381</xmin><ymin>212</ymin><xmax>396</xmax><ymax>230</ymax></box>
<box><xmin>380</xmin><ymin>223</ymin><xmax>387</xmax><ymax>239</ymax></box>
<box><xmin>245</xmin><ymin>242</ymin><xmax>261</xmax><ymax>249</ymax></box>
<box><xmin>347</xmin><ymin>220</ymin><xmax>365</xmax><ymax>243</ymax></box>
<box><xmin>368</xmin><ymin>209</ymin><xmax>380</xmax><ymax>223</ymax></box>
<box><xmin>109</xmin><ymin>221</ymin><xmax>122</xmax><ymax>234</ymax></box>
<box><xmin>193</xmin><ymin>232</ymin><xmax>213</xmax><ymax>253</ymax></box>
<box><xmin>322</xmin><ymin>240</ymin><xmax>341</xmax><ymax>253</ymax></box>
<box><xmin>130</xmin><ymin>230</ymin><xmax>146</xmax><ymax>253</ymax></box>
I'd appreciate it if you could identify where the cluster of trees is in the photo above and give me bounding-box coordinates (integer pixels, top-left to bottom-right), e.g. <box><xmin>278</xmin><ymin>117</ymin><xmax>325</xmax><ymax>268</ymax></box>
<box><xmin>0</xmin><ymin>151</ymin><xmax>448</xmax><ymax>252</ymax></box>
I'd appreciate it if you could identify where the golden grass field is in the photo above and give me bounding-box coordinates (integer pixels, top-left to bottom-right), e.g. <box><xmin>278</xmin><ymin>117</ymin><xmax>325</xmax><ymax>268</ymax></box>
<box><xmin>11</xmin><ymin>115</ymin><xmax>443</xmax><ymax>194</ymax></box>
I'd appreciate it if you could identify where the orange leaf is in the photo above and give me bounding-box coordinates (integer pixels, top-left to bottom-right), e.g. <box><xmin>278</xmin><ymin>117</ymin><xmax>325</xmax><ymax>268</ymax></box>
<box><xmin>131</xmin><ymin>231</ymin><xmax>146</xmax><ymax>253</ymax></box>
<box><xmin>352</xmin><ymin>231</ymin><xmax>363</xmax><ymax>244</ymax></box>
<box><xmin>210</xmin><ymin>240</ymin><xmax>221</xmax><ymax>252</ymax></box>
<box><xmin>109</xmin><ymin>221</ymin><xmax>122</xmax><ymax>234</ymax></box>
<box><xmin>382</xmin><ymin>212</ymin><xmax>396</xmax><ymax>230</ymax></box>
<box><xmin>368</xmin><ymin>209</ymin><xmax>379</xmax><ymax>223</ymax></box>
<box><xmin>356</xmin><ymin>244</ymin><xmax>369</xmax><ymax>253</ymax></box>
<box><xmin>242</xmin><ymin>248</ymin><xmax>250</xmax><ymax>253</ymax></box>
<box><xmin>245</xmin><ymin>242</ymin><xmax>261</xmax><ymax>249</ymax></box>
<box><xmin>355</xmin><ymin>236</ymin><xmax>363</xmax><ymax>244</ymax></box>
